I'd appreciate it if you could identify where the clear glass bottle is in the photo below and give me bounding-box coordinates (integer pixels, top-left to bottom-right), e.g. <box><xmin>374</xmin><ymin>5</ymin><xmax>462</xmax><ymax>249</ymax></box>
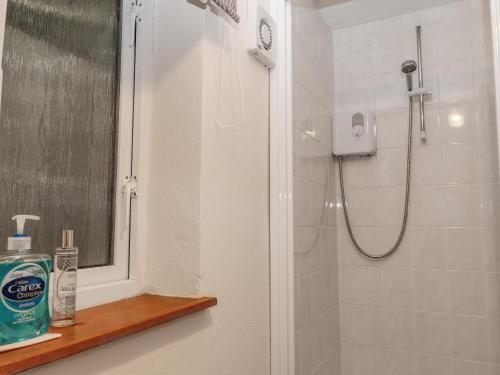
<box><xmin>52</xmin><ymin>230</ymin><xmax>78</xmax><ymax>327</ymax></box>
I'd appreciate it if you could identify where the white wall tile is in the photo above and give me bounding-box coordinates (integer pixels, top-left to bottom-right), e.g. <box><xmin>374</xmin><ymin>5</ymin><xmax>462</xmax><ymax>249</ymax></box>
<box><xmin>480</xmin><ymin>184</ymin><xmax>500</xmax><ymax>227</ymax></box>
<box><xmin>294</xmin><ymin>178</ymin><xmax>311</xmax><ymax>227</ymax></box>
<box><xmin>412</xmin><ymin>145</ymin><xmax>444</xmax><ymax>185</ymax></box>
<box><xmin>297</xmin><ymin>132</ymin><xmax>331</xmax><ymax>185</ymax></box>
<box><xmin>345</xmin><ymin>344</ymin><xmax>383</xmax><ymax>375</ymax></box>
<box><xmin>339</xmin><ymin>303</ymin><xmax>353</xmax><ymax>343</ymax></box>
<box><xmin>476</xmin><ymin>99</ymin><xmax>498</xmax><ymax>141</ymax></box>
<box><xmin>295</xmin><ymin>332</ymin><xmax>302</xmax><ymax>375</ymax></box>
<box><xmin>376</xmin><ymin>109</ymin><xmax>408</xmax><ymax>149</ymax></box>
<box><xmin>350</xmin><ymin>24</ymin><xmax>375</xmax><ymax>78</ymax></box>
<box><xmin>350</xmin><ymin>305</ymin><xmax>381</xmax><ymax>346</ymax></box>
<box><xmin>295</xmin><ymin>275</ymin><xmax>312</xmax><ymax>330</ymax></box>
<box><xmin>482</xmin><ymin>228</ymin><xmax>500</xmax><ymax>272</ymax></box>
<box><xmin>382</xmin><ymin>308</ymin><xmax>415</xmax><ymax>351</ymax></box>
<box><xmin>375</xmin><ymin>72</ymin><xmax>406</xmax><ymax>111</ymax></box>
<box><xmin>292</xmin><ymin>38</ymin><xmax>312</xmax><ymax>89</ymax></box>
<box><xmin>377</xmin><ymin>149</ymin><xmax>406</xmax><ymax>187</ymax></box>
<box><xmin>470</xmin><ymin>0</ymin><xmax>493</xmax><ymax>53</ymax></box>
<box><xmin>415</xmin><ymin>312</ymin><xmax>451</xmax><ymax>356</ymax></box>
<box><xmin>311</xmin><ymin>270</ymin><xmax>329</xmax><ymax>319</ymax></box>
<box><xmin>311</xmin><ymin>314</ymin><xmax>329</xmax><ymax>368</ymax></box>
<box><xmin>476</xmin><ymin>141</ymin><xmax>500</xmax><ymax>183</ymax></box>
<box><xmin>442</xmin><ymin>142</ymin><xmax>478</xmax><ymax>184</ymax></box>
<box><xmin>444</xmin><ymin>184</ymin><xmax>482</xmax><ymax>227</ymax></box>
<box><xmin>452</xmin><ymin>315</ymin><xmax>490</xmax><ymax>362</ymax></box>
<box><xmin>333</xmin><ymin>28</ymin><xmax>351</xmax><ymax>68</ymax></box>
<box><xmin>419</xmin><ymin>14</ymin><xmax>440</xmax><ymax>66</ymax></box>
<box><xmin>349</xmin><ymin>265</ymin><xmax>381</xmax><ymax>305</ymax></box>
<box><xmin>439</xmin><ymin>100</ymin><xmax>477</xmax><ymax>143</ymax></box>
<box><xmin>417</xmin><ymin>354</ymin><xmax>452</xmax><ymax>375</ymax></box>
<box><xmin>489</xmin><ymin>318</ymin><xmax>500</xmax><ymax>364</ymax></box>
<box><xmin>436</xmin><ymin>7</ymin><xmax>472</xmax><ymax>64</ymax></box>
<box><xmin>491</xmin><ymin>364</ymin><xmax>500</xmax><ymax>375</ymax></box>
<box><xmin>293</xmin><ymin>3</ymin><xmax>317</xmax><ymax>50</ymax></box>
<box><xmin>415</xmin><ymin>269</ymin><xmax>449</xmax><ymax>313</ymax></box>
<box><xmin>373</xmin><ymin>20</ymin><xmax>405</xmax><ymax>75</ymax></box>
<box><xmin>310</xmin><ymin>183</ymin><xmax>330</xmax><ymax>227</ymax></box>
<box><xmin>383</xmin><ymin>349</ymin><xmax>417</xmax><ymax>375</ymax></box>
<box><xmin>452</xmin><ymin>359</ymin><xmax>490</xmax><ymax>375</ymax></box>
<box><xmin>409</xmin><ymin>186</ymin><xmax>446</xmax><ymax>226</ymax></box>
<box><xmin>341</xmin><ymin>156</ymin><xmax>378</xmax><ymax>189</ymax></box>
<box><xmin>412</xmin><ymin>227</ymin><xmax>448</xmax><ymax>269</ymax></box>
<box><xmin>474</xmin><ymin>56</ymin><xmax>496</xmax><ymax>99</ymax></box>
<box><xmin>299</xmin><ymin>325</ymin><xmax>313</xmax><ymax>375</ymax></box>
<box><xmin>348</xmin><ymin>76</ymin><xmax>376</xmax><ymax>113</ymax></box>
<box><xmin>295</xmin><ymin>227</ymin><xmax>312</xmax><ymax>277</ymax></box>
<box><xmin>449</xmin><ymin>271</ymin><xmax>485</xmax><ymax>315</ymax></box>
<box><xmin>485</xmin><ymin>273</ymin><xmax>500</xmax><ymax>317</ymax></box>
<box><xmin>380</xmin><ymin>268</ymin><xmax>414</xmax><ymax>309</ymax></box>
<box><xmin>447</xmin><ymin>227</ymin><xmax>483</xmax><ymax>271</ymax></box>
<box><xmin>439</xmin><ymin>60</ymin><xmax>474</xmax><ymax>102</ymax></box>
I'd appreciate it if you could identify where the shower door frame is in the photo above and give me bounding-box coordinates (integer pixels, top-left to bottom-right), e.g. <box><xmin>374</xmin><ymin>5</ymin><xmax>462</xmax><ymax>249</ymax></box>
<box><xmin>270</xmin><ymin>0</ymin><xmax>500</xmax><ymax>374</ymax></box>
<box><xmin>269</xmin><ymin>1</ymin><xmax>294</xmax><ymax>375</ymax></box>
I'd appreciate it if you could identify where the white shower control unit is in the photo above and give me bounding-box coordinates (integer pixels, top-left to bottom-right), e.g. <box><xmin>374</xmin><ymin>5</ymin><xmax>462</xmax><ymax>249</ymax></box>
<box><xmin>248</xmin><ymin>6</ymin><xmax>276</xmax><ymax>69</ymax></box>
<box><xmin>333</xmin><ymin>111</ymin><xmax>377</xmax><ymax>157</ymax></box>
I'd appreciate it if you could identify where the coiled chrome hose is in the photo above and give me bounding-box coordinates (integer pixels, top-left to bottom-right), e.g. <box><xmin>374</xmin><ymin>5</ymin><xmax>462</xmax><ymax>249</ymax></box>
<box><xmin>337</xmin><ymin>96</ymin><xmax>414</xmax><ymax>259</ymax></box>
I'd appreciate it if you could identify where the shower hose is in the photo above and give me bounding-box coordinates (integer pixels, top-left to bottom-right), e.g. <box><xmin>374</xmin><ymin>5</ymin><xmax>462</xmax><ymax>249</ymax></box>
<box><xmin>337</xmin><ymin>96</ymin><xmax>414</xmax><ymax>259</ymax></box>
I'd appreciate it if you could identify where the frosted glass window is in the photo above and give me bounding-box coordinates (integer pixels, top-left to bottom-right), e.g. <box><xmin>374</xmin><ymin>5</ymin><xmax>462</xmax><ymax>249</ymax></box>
<box><xmin>0</xmin><ymin>0</ymin><xmax>122</xmax><ymax>268</ymax></box>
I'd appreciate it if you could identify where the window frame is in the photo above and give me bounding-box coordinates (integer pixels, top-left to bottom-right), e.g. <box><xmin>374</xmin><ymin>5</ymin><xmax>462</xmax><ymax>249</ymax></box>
<box><xmin>51</xmin><ymin>0</ymin><xmax>147</xmax><ymax>310</ymax></box>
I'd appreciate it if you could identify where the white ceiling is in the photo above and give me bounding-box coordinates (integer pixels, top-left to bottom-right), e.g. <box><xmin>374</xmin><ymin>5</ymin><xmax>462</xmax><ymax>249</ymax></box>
<box><xmin>318</xmin><ymin>0</ymin><xmax>463</xmax><ymax>30</ymax></box>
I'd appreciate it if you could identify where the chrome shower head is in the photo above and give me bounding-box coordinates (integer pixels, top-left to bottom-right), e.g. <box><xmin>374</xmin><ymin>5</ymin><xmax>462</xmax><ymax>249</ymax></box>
<box><xmin>401</xmin><ymin>60</ymin><xmax>417</xmax><ymax>74</ymax></box>
<box><xmin>401</xmin><ymin>60</ymin><xmax>417</xmax><ymax>91</ymax></box>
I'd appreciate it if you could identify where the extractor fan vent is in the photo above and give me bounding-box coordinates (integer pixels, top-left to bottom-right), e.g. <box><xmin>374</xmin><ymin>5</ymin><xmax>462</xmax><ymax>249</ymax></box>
<box><xmin>248</xmin><ymin>7</ymin><xmax>276</xmax><ymax>69</ymax></box>
<box><xmin>259</xmin><ymin>18</ymin><xmax>273</xmax><ymax>51</ymax></box>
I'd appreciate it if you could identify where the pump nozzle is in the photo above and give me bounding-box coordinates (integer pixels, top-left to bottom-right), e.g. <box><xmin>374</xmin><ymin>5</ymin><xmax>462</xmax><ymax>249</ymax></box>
<box><xmin>12</xmin><ymin>215</ymin><xmax>40</xmax><ymax>237</ymax></box>
<box><xmin>8</xmin><ymin>215</ymin><xmax>40</xmax><ymax>250</ymax></box>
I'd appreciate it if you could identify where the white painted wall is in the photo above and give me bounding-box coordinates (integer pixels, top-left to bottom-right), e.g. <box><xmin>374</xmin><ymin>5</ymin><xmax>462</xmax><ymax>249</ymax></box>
<box><xmin>23</xmin><ymin>0</ymin><xmax>271</xmax><ymax>374</ymax></box>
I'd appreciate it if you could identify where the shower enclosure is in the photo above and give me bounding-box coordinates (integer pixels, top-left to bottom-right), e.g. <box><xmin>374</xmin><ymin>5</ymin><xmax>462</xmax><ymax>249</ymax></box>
<box><xmin>291</xmin><ymin>0</ymin><xmax>500</xmax><ymax>374</ymax></box>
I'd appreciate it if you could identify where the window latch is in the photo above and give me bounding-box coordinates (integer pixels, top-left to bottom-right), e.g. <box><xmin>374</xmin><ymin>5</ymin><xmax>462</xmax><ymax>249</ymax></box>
<box><xmin>129</xmin><ymin>0</ymin><xmax>143</xmax><ymax>47</ymax></box>
<box><xmin>123</xmin><ymin>176</ymin><xmax>138</xmax><ymax>232</ymax></box>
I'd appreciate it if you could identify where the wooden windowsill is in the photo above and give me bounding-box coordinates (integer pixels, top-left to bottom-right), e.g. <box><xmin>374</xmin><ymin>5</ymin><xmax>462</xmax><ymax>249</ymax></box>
<box><xmin>0</xmin><ymin>294</ymin><xmax>218</xmax><ymax>375</ymax></box>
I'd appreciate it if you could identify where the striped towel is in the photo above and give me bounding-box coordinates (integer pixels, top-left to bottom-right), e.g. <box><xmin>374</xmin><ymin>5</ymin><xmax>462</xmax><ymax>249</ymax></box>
<box><xmin>213</xmin><ymin>0</ymin><xmax>240</xmax><ymax>23</ymax></box>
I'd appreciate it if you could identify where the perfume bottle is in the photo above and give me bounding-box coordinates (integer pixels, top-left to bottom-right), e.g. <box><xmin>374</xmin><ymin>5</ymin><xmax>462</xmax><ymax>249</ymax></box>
<box><xmin>52</xmin><ymin>230</ymin><xmax>78</xmax><ymax>327</ymax></box>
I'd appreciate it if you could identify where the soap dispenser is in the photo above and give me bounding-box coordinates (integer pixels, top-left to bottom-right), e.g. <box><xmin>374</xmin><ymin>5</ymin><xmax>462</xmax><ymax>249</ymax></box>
<box><xmin>0</xmin><ymin>215</ymin><xmax>51</xmax><ymax>345</ymax></box>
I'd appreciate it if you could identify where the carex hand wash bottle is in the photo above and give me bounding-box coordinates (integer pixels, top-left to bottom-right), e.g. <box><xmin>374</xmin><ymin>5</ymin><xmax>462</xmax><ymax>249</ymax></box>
<box><xmin>0</xmin><ymin>215</ymin><xmax>51</xmax><ymax>345</ymax></box>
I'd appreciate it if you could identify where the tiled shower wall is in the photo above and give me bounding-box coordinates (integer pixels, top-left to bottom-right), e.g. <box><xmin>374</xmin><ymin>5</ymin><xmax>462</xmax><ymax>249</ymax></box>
<box><xmin>292</xmin><ymin>1</ymin><xmax>341</xmax><ymax>375</ymax></box>
<box><xmin>333</xmin><ymin>0</ymin><xmax>500</xmax><ymax>374</ymax></box>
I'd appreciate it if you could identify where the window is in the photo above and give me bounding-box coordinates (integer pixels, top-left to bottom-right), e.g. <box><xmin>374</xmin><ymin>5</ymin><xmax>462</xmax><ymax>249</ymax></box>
<box><xmin>0</xmin><ymin>0</ymin><xmax>142</xmax><ymax>306</ymax></box>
